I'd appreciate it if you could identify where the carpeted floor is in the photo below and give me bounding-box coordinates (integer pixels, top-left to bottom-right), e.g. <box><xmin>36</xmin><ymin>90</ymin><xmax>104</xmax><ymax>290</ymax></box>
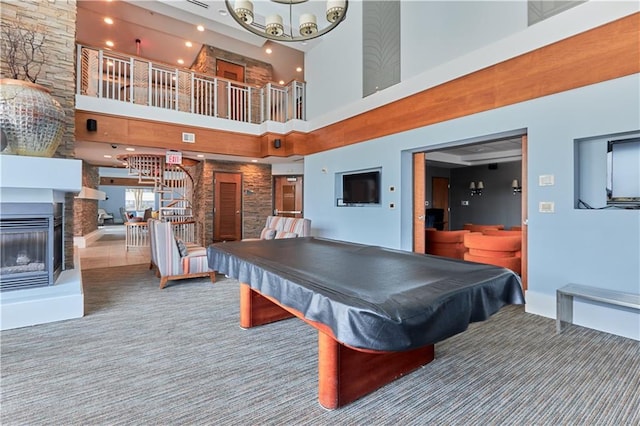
<box><xmin>1</xmin><ymin>264</ymin><xmax>639</xmax><ymax>425</ymax></box>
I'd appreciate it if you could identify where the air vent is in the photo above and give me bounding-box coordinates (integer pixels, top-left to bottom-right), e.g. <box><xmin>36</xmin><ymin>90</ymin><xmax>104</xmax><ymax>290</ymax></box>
<box><xmin>187</xmin><ymin>0</ymin><xmax>209</xmax><ymax>9</ymax></box>
<box><xmin>182</xmin><ymin>132</ymin><xmax>195</xmax><ymax>143</ymax></box>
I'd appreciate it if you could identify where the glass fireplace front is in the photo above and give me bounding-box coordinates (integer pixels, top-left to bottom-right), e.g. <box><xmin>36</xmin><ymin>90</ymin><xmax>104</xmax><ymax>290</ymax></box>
<box><xmin>0</xmin><ymin>203</ymin><xmax>63</xmax><ymax>292</ymax></box>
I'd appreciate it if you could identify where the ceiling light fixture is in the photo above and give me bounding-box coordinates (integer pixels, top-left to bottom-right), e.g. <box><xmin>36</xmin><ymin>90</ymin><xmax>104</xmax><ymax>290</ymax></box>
<box><xmin>226</xmin><ymin>0</ymin><xmax>348</xmax><ymax>42</ymax></box>
<box><xmin>104</xmin><ymin>17</ymin><xmax>114</xmax><ymax>25</ymax></box>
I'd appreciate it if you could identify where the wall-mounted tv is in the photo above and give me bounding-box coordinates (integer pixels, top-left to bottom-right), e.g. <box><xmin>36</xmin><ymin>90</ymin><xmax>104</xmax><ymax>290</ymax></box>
<box><xmin>606</xmin><ymin>137</ymin><xmax>640</xmax><ymax>207</ymax></box>
<box><xmin>342</xmin><ymin>170</ymin><xmax>381</xmax><ymax>205</ymax></box>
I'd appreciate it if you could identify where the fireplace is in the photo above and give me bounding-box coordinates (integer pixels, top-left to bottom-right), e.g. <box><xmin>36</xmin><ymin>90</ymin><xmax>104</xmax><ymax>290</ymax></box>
<box><xmin>0</xmin><ymin>203</ymin><xmax>63</xmax><ymax>292</ymax></box>
<box><xmin>1</xmin><ymin>155</ymin><xmax>83</xmax><ymax>330</ymax></box>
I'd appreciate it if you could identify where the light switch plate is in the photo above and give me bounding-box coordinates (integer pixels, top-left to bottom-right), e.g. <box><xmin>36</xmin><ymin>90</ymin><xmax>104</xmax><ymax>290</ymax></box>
<box><xmin>539</xmin><ymin>174</ymin><xmax>555</xmax><ymax>186</ymax></box>
<box><xmin>539</xmin><ymin>201</ymin><xmax>555</xmax><ymax>213</ymax></box>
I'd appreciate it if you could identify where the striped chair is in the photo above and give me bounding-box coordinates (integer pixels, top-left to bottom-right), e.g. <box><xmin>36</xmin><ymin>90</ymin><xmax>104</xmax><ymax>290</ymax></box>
<box><xmin>151</xmin><ymin>220</ymin><xmax>215</xmax><ymax>289</ymax></box>
<box><xmin>147</xmin><ymin>218</ymin><xmax>159</xmax><ymax>276</ymax></box>
<box><xmin>264</xmin><ymin>216</ymin><xmax>311</xmax><ymax>238</ymax></box>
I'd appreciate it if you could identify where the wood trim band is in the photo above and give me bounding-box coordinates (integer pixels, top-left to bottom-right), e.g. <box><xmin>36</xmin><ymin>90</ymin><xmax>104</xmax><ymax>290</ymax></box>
<box><xmin>75</xmin><ymin>14</ymin><xmax>639</xmax><ymax>159</ymax></box>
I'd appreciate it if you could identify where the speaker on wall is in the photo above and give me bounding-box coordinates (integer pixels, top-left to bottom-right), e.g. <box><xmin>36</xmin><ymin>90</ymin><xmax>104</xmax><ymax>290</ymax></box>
<box><xmin>86</xmin><ymin>119</ymin><xmax>97</xmax><ymax>132</ymax></box>
<box><xmin>273</xmin><ymin>139</ymin><xmax>282</xmax><ymax>149</ymax></box>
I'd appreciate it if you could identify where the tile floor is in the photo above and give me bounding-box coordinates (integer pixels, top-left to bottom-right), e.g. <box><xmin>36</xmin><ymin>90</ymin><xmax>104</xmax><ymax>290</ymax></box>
<box><xmin>77</xmin><ymin>225</ymin><xmax>150</xmax><ymax>270</ymax></box>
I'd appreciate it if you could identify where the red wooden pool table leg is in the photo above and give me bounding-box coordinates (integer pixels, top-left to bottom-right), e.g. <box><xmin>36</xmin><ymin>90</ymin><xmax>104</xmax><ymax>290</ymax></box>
<box><xmin>318</xmin><ymin>332</ymin><xmax>434</xmax><ymax>409</ymax></box>
<box><xmin>239</xmin><ymin>283</ymin><xmax>435</xmax><ymax>409</ymax></box>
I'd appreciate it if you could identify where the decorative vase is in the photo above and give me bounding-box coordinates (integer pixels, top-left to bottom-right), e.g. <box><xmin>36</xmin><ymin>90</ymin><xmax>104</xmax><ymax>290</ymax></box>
<box><xmin>0</xmin><ymin>78</ymin><xmax>65</xmax><ymax>157</ymax></box>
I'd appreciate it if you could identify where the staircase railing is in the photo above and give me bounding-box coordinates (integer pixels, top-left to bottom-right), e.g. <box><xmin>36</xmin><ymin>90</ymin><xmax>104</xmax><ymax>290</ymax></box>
<box><xmin>77</xmin><ymin>44</ymin><xmax>306</xmax><ymax>124</ymax></box>
<box><xmin>123</xmin><ymin>154</ymin><xmax>198</xmax><ymax>248</ymax></box>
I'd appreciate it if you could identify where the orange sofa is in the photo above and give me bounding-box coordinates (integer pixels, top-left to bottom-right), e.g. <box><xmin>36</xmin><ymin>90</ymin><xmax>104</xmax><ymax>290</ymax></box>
<box><xmin>463</xmin><ymin>232</ymin><xmax>522</xmax><ymax>275</ymax></box>
<box><xmin>425</xmin><ymin>229</ymin><xmax>470</xmax><ymax>259</ymax></box>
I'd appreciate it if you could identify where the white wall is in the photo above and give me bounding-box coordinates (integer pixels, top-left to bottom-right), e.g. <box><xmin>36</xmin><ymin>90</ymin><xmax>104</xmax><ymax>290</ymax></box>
<box><xmin>302</xmin><ymin>2</ymin><xmax>640</xmax><ymax>340</ymax></box>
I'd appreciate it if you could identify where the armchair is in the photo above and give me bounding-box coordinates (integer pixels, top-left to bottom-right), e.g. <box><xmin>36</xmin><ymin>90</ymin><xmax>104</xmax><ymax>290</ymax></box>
<box><xmin>245</xmin><ymin>216</ymin><xmax>312</xmax><ymax>241</ymax></box>
<box><xmin>463</xmin><ymin>232</ymin><xmax>522</xmax><ymax>275</ymax></box>
<box><xmin>97</xmin><ymin>208</ymin><xmax>114</xmax><ymax>225</ymax></box>
<box><xmin>150</xmin><ymin>220</ymin><xmax>215</xmax><ymax>289</ymax></box>
<box><xmin>425</xmin><ymin>229</ymin><xmax>470</xmax><ymax>259</ymax></box>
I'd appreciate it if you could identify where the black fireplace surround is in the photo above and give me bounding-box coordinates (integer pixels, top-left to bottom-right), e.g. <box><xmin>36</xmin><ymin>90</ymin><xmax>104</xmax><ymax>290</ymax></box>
<box><xmin>0</xmin><ymin>203</ymin><xmax>63</xmax><ymax>292</ymax></box>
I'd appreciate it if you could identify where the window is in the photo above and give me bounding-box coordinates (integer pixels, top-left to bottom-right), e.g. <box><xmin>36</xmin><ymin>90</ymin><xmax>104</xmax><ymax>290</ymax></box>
<box><xmin>125</xmin><ymin>188</ymin><xmax>155</xmax><ymax>211</ymax></box>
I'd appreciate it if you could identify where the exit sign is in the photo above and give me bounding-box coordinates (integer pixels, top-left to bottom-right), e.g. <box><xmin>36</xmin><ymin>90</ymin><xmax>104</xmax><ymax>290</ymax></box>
<box><xmin>166</xmin><ymin>150</ymin><xmax>182</xmax><ymax>164</ymax></box>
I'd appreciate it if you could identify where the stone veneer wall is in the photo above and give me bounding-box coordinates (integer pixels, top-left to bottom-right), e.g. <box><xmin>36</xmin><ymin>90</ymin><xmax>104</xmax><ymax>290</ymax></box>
<box><xmin>191</xmin><ymin>46</ymin><xmax>274</xmax><ymax>87</ymax></box>
<box><xmin>74</xmin><ymin>163</ymin><xmax>100</xmax><ymax>237</ymax></box>
<box><xmin>193</xmin><ymin>160</ymin><xmax>273</xmax><ymax>245</ymax></box>
<box><xmin>1</xmin><ymin>0</ymin><xmax>78</xmax><ymax>269</ymax></box>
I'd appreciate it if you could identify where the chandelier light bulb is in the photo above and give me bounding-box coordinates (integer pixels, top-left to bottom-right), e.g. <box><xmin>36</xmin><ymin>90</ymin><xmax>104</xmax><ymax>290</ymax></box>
<box><xmin>265</xmin><ymin>14</ymin><xmax>284</xmax><ymax>36</ymax></box>
<box><xmin>299</xmin><ymin>13</ymin><xmax>318</xmax><ymax>36</ymax></box>
<box><xmin>326</xmin><ymin>0</ymin><xmax>346</xmax><ymax>23</ymax></box>
<box><xmin>234</xmin><ymin>0</ymin><xmax>254</xmax><ymax>24</ymax></box>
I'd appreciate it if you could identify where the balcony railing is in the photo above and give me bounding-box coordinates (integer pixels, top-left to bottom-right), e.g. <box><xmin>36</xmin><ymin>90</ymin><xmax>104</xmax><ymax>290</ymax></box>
<box><xmin>76</xmin><ymin>45</ymin><xmax>306</xmax><ymax>124</ymax></box>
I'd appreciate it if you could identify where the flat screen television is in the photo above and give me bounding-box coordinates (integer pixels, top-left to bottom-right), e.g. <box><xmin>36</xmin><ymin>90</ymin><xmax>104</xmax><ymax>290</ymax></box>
<box><xmin>342</xmin><ymin>171</ymin><xmax>381</xmax><ymax>204</ymax></box>
<box><xmin>606</xmin><ymin>137</ymin><xmax>640</xmax><ymax>207</ymax></box>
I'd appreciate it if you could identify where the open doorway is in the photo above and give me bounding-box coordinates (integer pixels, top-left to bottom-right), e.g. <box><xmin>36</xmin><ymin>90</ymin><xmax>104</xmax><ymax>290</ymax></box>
<box><xmin>413</xmin><ymin>134</ymin><xmax>528</xmax><ymax>290</ymax></box>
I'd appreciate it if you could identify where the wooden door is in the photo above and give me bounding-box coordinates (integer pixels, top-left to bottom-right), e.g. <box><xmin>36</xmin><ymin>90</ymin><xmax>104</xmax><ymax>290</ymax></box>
<box><xmin>413</xmin><ymin>152</ymin><xmax>426</xmax><ymax>253</ymax></box>
<box><xmin>217</xmin><ymin>59</ymin><xmax>245</xmax><ymax>121</ymax></box>
<box><xmin>214</xmin><ymin>172</ymin><xmax>242</xmax><ymax>242</ymax></box>
<box><xmin>274</xmin><ymin>176</ymin><xmax>303</xmax><ymax>218</ymax></box>
<box><xmin>432</xmin><ymin>176</ymin><xmax>450</xmax><ymax>230</ymax></box>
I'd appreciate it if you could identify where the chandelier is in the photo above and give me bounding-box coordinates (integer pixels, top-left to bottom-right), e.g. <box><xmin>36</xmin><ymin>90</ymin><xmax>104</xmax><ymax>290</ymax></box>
<box><xmin>225</xmin><ymin>0</ymin><xmax>348</xmax><ymax>42</ymax></box>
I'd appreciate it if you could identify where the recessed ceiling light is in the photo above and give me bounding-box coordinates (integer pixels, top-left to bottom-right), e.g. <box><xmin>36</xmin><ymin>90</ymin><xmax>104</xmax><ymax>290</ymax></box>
<box><xmin>197</xmin><ymin>25</ymin><xmax>205</xmax><ymax>32</ymax></box>
<box><xmin>279</xmin><ymin>80</ymin><xmax>285</xmax><ymax>85</ymax></box>
<box><xmin>103</xmin><ymin>154</ymin><xmax>112</xmax><ymax>158</ymax></box>
<box><xmin>125</xmin><ymin>147</ymin><xmax>135</xmax><ymax>152</ymax></box>
<box><xmin>265</xmin><ymin>48</ymin><xmax>272</xmax><ymax>54</ymax></box>
<box><xmin>105</xmin><ymin>40</ymin><xmax>114</xmax><ymax>47</ymax></box>
<box><xmin>104</xmin><ymin>17</ymin><xmax>114</xmax><ymax>25</ymax></box>
<box><xmin>296</xmin><ymin>67</ymin><xmax>302</xmax><ymax>72</ymax></box>
<box><xmin>185</xmin><ymin>41</ymin><xmax>193</xmax><ymax>48</ymax></box>
<box><xmin>177</xmin><ymin>59</ymin><xmax>184</xmax><ymax>65</ymax></box>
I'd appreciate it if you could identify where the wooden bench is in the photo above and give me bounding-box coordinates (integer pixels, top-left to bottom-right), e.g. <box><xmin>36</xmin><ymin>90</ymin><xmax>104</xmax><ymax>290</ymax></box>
<box><xmin>556</xmin><ymin>284</ymin><xmax>640</xmax><ymax>333</ymax></box>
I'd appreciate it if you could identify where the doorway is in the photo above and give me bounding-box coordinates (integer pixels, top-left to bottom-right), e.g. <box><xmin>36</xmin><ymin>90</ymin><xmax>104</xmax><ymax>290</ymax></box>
<box><xmin>213</xmin><ymin>172</ymin><xmax>242</xmax><ymax>242</ymax></box>
<box><xmin>274</xmin><ymin>175</ymin><xmax>303</xmax><ymax>218</ymax></box>
<box><xmin>412</xmin><ymin>134</ymin><xmax>528</xmax><ymax>290</ymax></box>
<box><xmin>216</xmin><ymin>59</ymin><xmax>246</xmax><ymax>121</ymax></box>
<box><xmin>431</xmin><ymin>176</ymin><xmax>450</xmax><ymax>230</ymax></box>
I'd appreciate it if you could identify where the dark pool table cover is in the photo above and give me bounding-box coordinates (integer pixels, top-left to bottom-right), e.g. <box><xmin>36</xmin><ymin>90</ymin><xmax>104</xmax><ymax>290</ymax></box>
<box><xmin>207</xmin><ymin>237</ymin><xmax>525</xmax><ymax>351</ymax></box>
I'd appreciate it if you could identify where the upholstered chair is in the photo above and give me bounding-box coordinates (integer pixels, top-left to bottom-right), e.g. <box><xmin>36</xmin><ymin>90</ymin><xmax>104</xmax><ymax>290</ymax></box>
<box><xmin>463</xmin><ymin>232</ymin><xmax>522</xmax><ymax>275</ymax></box>
<box><xmin>150</xmin><ymin>220</ymin><xmax>215</xmax><ymax>289</ymax></box>
<box><xmin>463</xmin><ymin>223</ymin><xmax>505</xmax><ymax>233</ymax></box>
<box><xmin>482</xmin><ymin>229</ymin><xmax>522</xmax><ymax>237</ymax></box>
<box><xmin>246</xmin><ymin>216</ymin><xmax>312</xmax><ymax>241</ymax></box>
<box><xmin>147</xmin><ymin>218</ymin><xmax>159</xmax><ymax>276</ymax></box>
<box><xmin>425</xmin><ymin>229</ymin><xmax>470</xmax><ymax>259</ymax></box>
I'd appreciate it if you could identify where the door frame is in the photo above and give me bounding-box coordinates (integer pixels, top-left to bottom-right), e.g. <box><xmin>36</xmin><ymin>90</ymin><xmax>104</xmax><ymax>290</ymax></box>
<box><xmin>412</xmin><ymin>135</ymin><xmax>528</xmax><ymax>290</ymax></box>
<box><xmin>213</xmin><ymin>171</ymin><xmax>242</xmax><ymax>242</ymax></box>
<box><xmin>273</xmin><ymin>175</ymin><xmax>304</xmax><ymax>218</ymax></box>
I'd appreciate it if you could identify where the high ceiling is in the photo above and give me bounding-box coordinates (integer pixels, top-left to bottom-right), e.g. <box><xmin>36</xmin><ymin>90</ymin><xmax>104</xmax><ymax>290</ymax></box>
<box><xmin>74</xmin><ymin>0</ymin><xmax>521</xmax><ymax>168</ymax></box>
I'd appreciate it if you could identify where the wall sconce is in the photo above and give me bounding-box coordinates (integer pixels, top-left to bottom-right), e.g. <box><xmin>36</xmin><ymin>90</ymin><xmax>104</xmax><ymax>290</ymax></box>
<box><xmin>470</xmin><ymin>181</ymin><xmax>484</xmax><ymax>196</ymax></box>
<box><xmin>512</xmin><ymin>179</ymin><xmax>522</xmax><ymax>194</ymax></box>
